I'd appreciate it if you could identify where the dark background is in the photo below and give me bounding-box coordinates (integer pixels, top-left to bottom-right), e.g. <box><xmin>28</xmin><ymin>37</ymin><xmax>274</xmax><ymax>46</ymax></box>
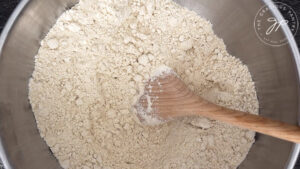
<box><xmin>1</xmin><ymin>0</ymin><xmax>300</xmax><ymax>169</ymax></box>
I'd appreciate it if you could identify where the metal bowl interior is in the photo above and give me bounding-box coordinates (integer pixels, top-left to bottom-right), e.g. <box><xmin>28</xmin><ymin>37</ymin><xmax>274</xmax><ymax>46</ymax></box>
<box><xmin>0</xmin><ymin>0</ymin><xmax>299</xmax><ymax>169</ymax></box>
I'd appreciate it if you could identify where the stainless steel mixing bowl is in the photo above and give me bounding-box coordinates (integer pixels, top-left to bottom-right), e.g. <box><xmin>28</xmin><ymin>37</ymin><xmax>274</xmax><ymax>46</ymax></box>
<box><xmin>0</xmin><ymin>0</ymin><xmax>300</xmax><ymax>169</ymax></box>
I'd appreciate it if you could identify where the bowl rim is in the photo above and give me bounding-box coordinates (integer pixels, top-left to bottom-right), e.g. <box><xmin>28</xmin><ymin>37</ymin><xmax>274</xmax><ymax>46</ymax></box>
<box><xmin>0</xmin><ymin>0</ymin><xmax>299</xmax><ymax>169</ymax></box>
<box><xmin>0</xmin><ymin>1</ymin><xmax>30</xmax><ymax>168</ymax></box>
<box><xmin>263</xmin><ymin>0</ymin><xmax>300</xmax><ymax>168</ymax></box>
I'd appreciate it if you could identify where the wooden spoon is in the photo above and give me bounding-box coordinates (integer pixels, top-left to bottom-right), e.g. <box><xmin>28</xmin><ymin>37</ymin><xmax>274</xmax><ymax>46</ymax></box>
<box><xmin>135</xmin><ymin>69</ymin><xmax>300</xmax><ymax>143</ymax></box>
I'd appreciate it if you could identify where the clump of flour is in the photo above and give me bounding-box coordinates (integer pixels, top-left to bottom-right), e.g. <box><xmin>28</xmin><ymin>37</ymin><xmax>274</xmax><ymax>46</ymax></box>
<box><xmin>29</xmin><ymin>0</ymin><xmax>259</xmax><ymax>169</ymax></box>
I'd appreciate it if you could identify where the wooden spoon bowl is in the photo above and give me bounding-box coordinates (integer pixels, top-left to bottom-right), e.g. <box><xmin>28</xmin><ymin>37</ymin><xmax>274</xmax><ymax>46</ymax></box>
<box><xmin>135</xmin><ymin>69</ymin><xmax>300</xmax><ymax>143</ymax></box>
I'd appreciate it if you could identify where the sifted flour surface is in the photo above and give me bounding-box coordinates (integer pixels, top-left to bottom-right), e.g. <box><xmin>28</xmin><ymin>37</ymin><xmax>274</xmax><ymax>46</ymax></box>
<box><xmin>29</xmin><ymin>0</ymin><xmax>259</xmax><ymax>169</ymax></box>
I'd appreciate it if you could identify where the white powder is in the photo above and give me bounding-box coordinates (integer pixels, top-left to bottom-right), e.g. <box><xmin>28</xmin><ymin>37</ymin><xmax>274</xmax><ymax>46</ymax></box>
<box><xmin>151</xmin><ymin>65</ymin><xmax>175</xmax><ymax>78</ymax></box>
<box><xmin>29</xmin><ymin>0</ymin><xmax>259</xmax><ymax>169</ymax></box>
<box><xmin>135</xmin><ymin>93</ymin><xmax>164</xmax><ymax>126</ymax></box>
<box><xmin>135</xmin><ymin>66</ymin><xmax>175</xmax><ymax>125</ymax></box>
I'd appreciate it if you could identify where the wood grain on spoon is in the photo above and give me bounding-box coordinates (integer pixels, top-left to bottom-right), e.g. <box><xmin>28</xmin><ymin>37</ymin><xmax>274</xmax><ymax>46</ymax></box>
<box><xmin>135</xmin><ymin>70</ymin><xmax>300</xmax><ymax>143</ymax></box>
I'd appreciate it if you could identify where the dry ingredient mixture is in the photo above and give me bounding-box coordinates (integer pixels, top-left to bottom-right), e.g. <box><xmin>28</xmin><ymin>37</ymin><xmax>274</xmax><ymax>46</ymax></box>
<box><xmin>28</xmin><ymin>0</ymin><xmax>259</xmax><ymax>169</ymax></box>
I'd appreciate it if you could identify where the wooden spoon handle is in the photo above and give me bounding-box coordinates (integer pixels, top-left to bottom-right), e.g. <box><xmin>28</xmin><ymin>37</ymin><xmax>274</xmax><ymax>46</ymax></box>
<box><xmin>193</xmin><ymin>101</ymin><xmax>300</xmax><ymax>143</ymax></box>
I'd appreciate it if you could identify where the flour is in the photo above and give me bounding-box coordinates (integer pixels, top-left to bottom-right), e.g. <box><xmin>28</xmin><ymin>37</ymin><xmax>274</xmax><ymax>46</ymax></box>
<box><xmin>28</xmin><ymin>0</ymin><xmax>259</xmax><ymax>169</ymax></box>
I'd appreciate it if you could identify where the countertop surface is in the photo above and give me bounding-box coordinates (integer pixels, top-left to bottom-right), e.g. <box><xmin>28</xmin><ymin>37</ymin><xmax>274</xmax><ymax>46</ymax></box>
<box><xmin>1</xmin><ymin>0</ymin><xmax>300</xmax><ymax>169</ymax></box>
